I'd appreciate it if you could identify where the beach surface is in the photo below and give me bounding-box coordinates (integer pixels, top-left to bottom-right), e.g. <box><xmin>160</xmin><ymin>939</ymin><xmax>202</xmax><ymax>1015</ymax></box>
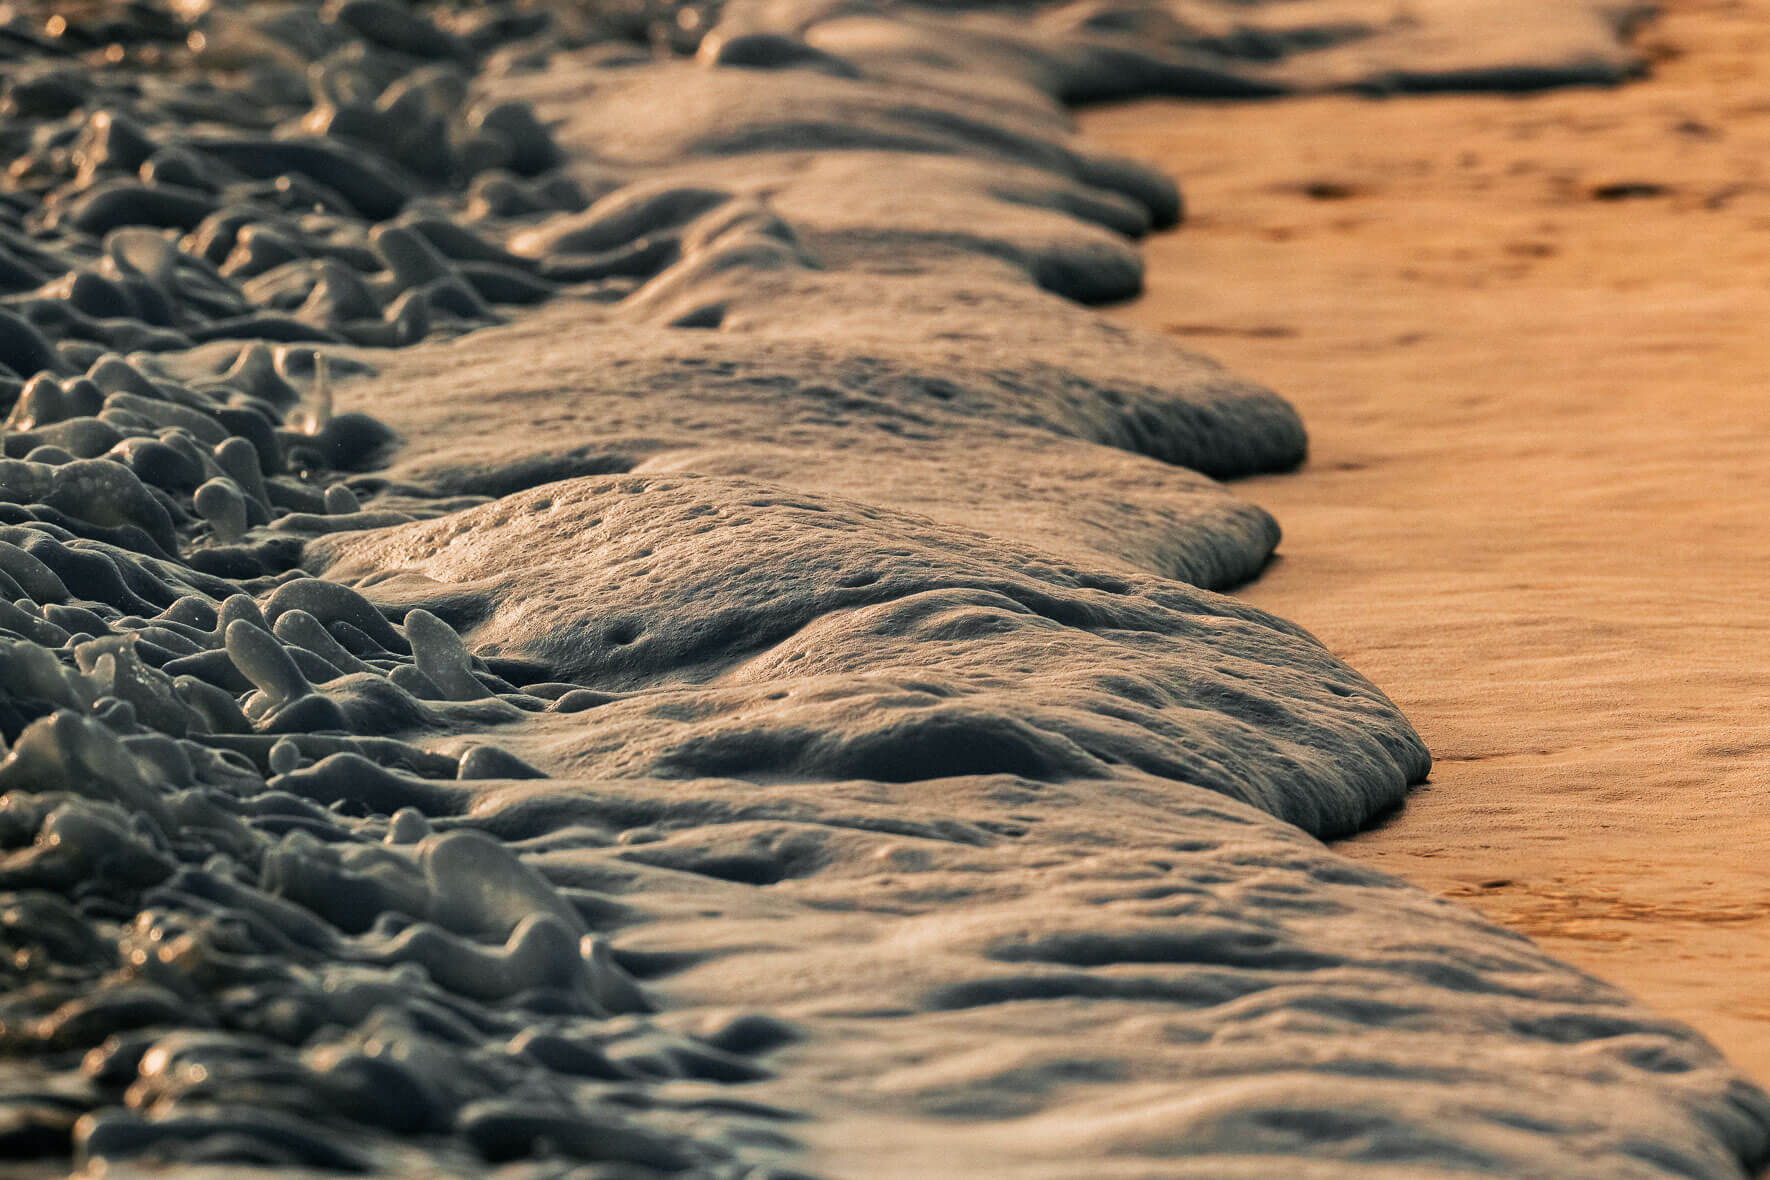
<box><xmin>1089</xmin><ymin>0</ymin><xmax>1770</xmax><ymax>1090</ymax></box>
<box><xmin>2</xmin><ymin>1</ymin><xmax>1769</xmax><ymax>1175</ymax></box>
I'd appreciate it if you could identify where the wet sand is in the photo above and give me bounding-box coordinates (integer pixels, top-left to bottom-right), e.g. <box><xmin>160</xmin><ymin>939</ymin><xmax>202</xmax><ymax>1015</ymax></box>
<box><xmin>6</xmin><ymin>1</ymin><xmax>1769</xmax><ymax>1173</ymax></box>
<box><xmin>1089</xmin><ymin>0</ymin><xmax>1770</xmax><ymax>1088</ymax></box>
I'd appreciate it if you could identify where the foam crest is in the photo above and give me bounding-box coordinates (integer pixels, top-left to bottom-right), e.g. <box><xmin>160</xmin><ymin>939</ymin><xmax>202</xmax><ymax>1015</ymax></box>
<box><xmin>405</xmin><ymin>607</ymin><xmax>493</xmax><ymax>701</ymax></box>
<box><xmin>192</xmin><ymin>476</ymin><xmax>248</xmax><ymax>544</ymax></box>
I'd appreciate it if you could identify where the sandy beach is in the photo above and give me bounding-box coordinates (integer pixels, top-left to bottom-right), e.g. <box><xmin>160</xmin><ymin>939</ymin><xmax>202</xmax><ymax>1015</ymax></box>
<box><xmin>1088</xmin><ymin>0</ymin><xmax>1770</xmax><ymax>1086</ymax></box>
<box><xmin>2</xmin><ymin>0</ymin><xmax>1768</xmax><ymax>1175</ymax></box>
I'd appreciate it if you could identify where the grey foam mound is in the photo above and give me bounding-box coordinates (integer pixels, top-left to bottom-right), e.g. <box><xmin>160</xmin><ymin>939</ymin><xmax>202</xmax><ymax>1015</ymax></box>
<box><xmin>709</xmin><ymin>0</ymin><xmax>1656</xmax><ymax>98</ymax></box>
<box><xmin>306</xmin><ymin>280</ymin><xmax>1301</xmax><ymax>588</ymax></box>
<box><xmin>448</xmin><ymin>768</ymin><xmax>1770</xmax><ymax>1179</ymax></box>
<box><xmin>312</xmin><ymin>473</ymin><xmax>1426</xmax><ymax>837</ymax></box>
<box><xmin>488</xmin><ymin>50</ymin><xmax>1184</xmax><ymax>303</ymax></box>
<box><xmin>502</xmin><ymin>52</ymin><xmax>1178</xmax><ymax>209</ymax></box>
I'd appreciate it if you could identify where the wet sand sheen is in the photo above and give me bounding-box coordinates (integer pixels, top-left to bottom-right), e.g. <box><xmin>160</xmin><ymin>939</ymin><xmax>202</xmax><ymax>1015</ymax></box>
<box><xmin>1088</xmin><ymin>0</ymin><xmax>1770</xmax><ymax>1088</ymax></box>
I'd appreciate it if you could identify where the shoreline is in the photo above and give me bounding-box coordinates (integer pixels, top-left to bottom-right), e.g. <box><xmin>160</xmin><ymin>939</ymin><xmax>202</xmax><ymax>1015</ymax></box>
<box><xmin>1087</xmin><ymin>0</ymin><xmax>1770</xmax><ymax>1089</ymax></box>
<box><xmin>2</xmin><ymin>1</ymin><xmax>1767</xmax><ymax>1173</ymax></box>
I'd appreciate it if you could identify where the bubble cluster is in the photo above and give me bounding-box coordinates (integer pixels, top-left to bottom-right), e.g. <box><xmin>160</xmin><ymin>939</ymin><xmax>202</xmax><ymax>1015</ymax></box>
<box><xmin>0</xmin><ymin>691</ymin><xmax>804</xmax><ymax>1173</ymax></box>
<box><xmin>0</xmin><ymin>518</ymin><xmax>810</xmax><ymax>1172</ymax></box>
<box><xmin>0</xmin><ymin>2</ymin><xmax>811</xmax><ymax>1174</ymax></box>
